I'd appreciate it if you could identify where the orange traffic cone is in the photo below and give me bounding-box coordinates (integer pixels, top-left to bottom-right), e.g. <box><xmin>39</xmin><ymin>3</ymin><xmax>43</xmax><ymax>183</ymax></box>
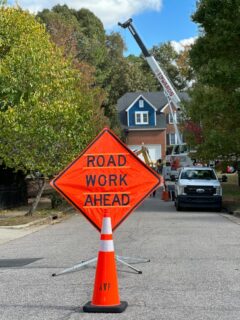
<box><xmin>162</xmin><ymin>184</ymin><xmax>170</xmax><ymax>201</ymax></box>
<box><xmin>83</xmin><ymin>213</ymin><xmax>128</xmax><ymax>313</ymax></box>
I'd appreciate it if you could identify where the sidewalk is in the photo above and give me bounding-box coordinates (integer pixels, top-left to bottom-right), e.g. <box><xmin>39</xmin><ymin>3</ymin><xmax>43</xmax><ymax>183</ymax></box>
<box><xmin>0</xmin><ymin>225</ymin><xmax>47</xmax><ymax>245</ymax></box>
<box><xmin>0</xmin><ymin>197</ymin><xmax>73</xmax><ymax>245</ymax></box>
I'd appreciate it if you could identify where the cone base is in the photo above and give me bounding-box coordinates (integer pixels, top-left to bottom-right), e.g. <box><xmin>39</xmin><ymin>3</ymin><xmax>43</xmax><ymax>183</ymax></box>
<box><xmin>83</xmin><ymin>301</ymin><xmax>128</xmax><ymax>313</ymax></box>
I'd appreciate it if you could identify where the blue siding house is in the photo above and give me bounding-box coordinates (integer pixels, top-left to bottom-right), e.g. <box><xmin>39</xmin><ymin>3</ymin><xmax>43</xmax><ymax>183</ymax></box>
<box><xmin>117</xmin><ymin>91</ymin><xmax>189</xmax><ymax>161</ymax></box>
<box><xmin>126</xmin><ymin>95</ymin><xmax>157</xmax><ymax>127</ymax></box>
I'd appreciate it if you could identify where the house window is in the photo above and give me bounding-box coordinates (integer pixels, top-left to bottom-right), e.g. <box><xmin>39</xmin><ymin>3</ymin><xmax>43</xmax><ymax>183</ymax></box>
<box><xmin>169</xmin><ymin>133</ymin><xmax>176</xmax><ymax>145</ymax></box>
<box><xmin>135</xmin><ymin>111</ymin><xmax>149</xmax><ymax>124</ymax></box>
<box><xmin>168</xmin><ymin>112</ymin><xmax>178</xmax><ymax>124</ymax></box>
<box><xmin>168</xmin><ymin>133</ymin><xmax>183</xmax><ymax>145</ymax></box>
<box><xmin>139</xmin><ymin>99</ymin><xmax>144</xmax><ymax>108</ymax></box>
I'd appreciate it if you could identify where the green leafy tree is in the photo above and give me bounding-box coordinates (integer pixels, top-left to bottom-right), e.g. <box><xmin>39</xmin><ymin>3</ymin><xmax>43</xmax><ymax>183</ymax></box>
<box><xmin>141</xmin><ymin>42</ymin><xmax>189</xmax><ymax>91</ymax></box>
<box><xmin>38</xmin><ymin>5</ymin><xmax>108</xmax><ymax>85</ymax></box>
<box><xmin>0</xmin><ymin>7</ymin><xmax>108</xmax><ymax>214</ymax></box>
<box><xmin>126</xmin><ymin>55</ymin><xmax>158</xmax><ymax>91</ymax></box>
<box><xmin>36</xmin><ymin>7</ymin><xmax>82</xmax><ymax>59</ymax></box>
<box><xmin>121</xmin><ymin>42</ymin><xmax>190</xmax><ymax>94</ymax></box>
<box><xmin>185</xmin><ymin>0</ymin><xmax>240</xmax><ymax>161</ymax></box>
<box><xmin>176</xmin><ymin>45</ymin><xmax>194</xmax><ymax>87</ymax></box>
<box><xmin>37</xmin><ymin>5</ymin><xmax>123</xmax><ymax>129</ymax></box>
<box><xmin>72</xmin><ymin>7</ymin><xmax>108</xmax><ymax>85</ymax></box>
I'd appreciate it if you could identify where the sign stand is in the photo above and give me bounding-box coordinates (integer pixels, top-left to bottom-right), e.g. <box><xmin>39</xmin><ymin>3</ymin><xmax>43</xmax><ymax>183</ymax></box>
<box><xmin>52</xmin><ymin>255</ymin><xmax>150</xmax><ymax>277</ymax></box>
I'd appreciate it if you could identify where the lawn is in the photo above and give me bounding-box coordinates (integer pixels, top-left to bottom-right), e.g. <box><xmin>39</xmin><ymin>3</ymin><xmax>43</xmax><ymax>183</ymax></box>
<box><xmin>0</xmin><ymin>198</ymin><xmax>72</xmax><ymax>226</ymax></box>
<box><xmin>222</xmin><ymin>173</ymin><xmax>240</xmax><ymax>212</ymax></box>
<box><xmin>0</xmin><ymin>210</ymin><xmax>52</xmax><ymax>226</ymax></box>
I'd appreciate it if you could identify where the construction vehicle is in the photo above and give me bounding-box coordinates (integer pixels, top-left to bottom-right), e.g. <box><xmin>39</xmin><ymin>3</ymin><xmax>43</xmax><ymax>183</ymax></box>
<box><xmin>118</xmin><ymin>19</ymin><xmax>193</xmax><ymax>179</ymax></box>
<box><xmin>133</xmin><ymin>145</ymin><xmax>155</xmax><ymax>167</ymax></box>
<box><xmin>133</xmin><ymin>145</ymin><xmax>165</xmax><ymax>190</ymax></box>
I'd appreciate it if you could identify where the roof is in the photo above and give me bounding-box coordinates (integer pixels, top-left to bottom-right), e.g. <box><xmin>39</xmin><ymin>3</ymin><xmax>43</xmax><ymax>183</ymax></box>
<box><xmin>117</xmin><ymin>92</ymin><xmax>166</xmax><ymax>112</ymax></box>
<box><xmin>125</xmin><ymin>94</ymin><xmax>158</xmax><ymax>112</ymax></box>
<box><xmin>117</xmin><ymin>91</ymin><xmax>189</xmax><ymax>112</ymax></box>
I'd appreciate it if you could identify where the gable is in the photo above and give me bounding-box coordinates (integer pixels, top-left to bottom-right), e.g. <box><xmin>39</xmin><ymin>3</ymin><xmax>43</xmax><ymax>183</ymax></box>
<box><xmin>117</xmin><ymin>92</ymin><xmax>168</xmax><ymax>113</ymax></box>
<box><xmin>126</xmin><ymin>95</ymin><xmax>157</xmax><ymax>112</ymax></box>
<box><xmin>126</xmin><ymin>95</ymin><xmax>157</xmax><ymax>127</ymax></box>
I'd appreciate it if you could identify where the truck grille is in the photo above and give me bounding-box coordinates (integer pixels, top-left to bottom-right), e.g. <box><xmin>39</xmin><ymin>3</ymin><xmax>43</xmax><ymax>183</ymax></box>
<box><xmin>184</xmin><ymin>186</ymin><xmax>216</xmax><ymax>196</ymax></box>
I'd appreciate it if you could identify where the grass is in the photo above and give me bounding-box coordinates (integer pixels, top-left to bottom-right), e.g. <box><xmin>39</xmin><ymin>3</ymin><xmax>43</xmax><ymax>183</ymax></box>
<box><xmin>222</xmin><ymin>173</ymin><xmax>240</xmax><ymax>212</ymax></box>
<box><xmin>0</xmin><ymin>210</ymin><xmax>53</xmax><ymax>226</ymax></box>
<box><xmin>0</xmin><ymin>199</ymin><xmax>72</xmax><ymax>226</ymax></box>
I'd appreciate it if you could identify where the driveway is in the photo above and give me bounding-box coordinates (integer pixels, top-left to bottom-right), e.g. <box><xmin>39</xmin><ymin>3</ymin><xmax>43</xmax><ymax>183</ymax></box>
<box><xmin>0</xmin><ymin>196</ymin><xmax>240</xmax><ymax>320</ymax></box>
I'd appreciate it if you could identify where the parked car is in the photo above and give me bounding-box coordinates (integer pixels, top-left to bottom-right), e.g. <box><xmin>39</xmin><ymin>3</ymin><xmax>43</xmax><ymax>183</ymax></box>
<box><xmin>174</xmin><ymin>167</ymin><xmax>226</xmax><ymax>211</ymax></box>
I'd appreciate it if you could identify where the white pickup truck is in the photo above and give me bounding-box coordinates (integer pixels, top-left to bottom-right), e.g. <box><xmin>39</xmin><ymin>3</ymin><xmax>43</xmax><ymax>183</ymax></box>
<box><xmin>175</xmin><ymin>167</ymin><xmax>224</xmax><ymax>211</ymax></box>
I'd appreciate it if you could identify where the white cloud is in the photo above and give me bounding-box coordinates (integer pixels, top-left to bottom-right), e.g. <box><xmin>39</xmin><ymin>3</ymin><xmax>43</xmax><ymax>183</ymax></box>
<box><xmin>17</xmin><ymin>0</ymin><xmax>162</xmax><ymax>28</ymax></box>
<box><xmin>171</xmin><ymin>37</ymin><xmax>197</xmax><ymax>53</ymax></box>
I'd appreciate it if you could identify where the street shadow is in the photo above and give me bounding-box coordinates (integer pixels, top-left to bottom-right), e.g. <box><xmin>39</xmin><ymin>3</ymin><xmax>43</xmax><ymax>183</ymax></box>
<box><xmin>176</xmin><ymin>208</ymin><xmax>222</xmax><ymax>213</ymax></box>
<box><xmin>138</xmin><ymin>197</ymin><xmax>175</xmax><ymax>213</ymax></box>
<box><xmin>0</xmin><ymin>258</ymin><xmax>42</xmax><ymax>268</ymax></box>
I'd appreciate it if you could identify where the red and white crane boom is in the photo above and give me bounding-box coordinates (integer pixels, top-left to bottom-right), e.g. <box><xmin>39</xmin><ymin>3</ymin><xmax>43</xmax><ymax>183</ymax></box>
<box><xmin>118</xmin><ymin>18</ymin><xmax>182</xmax><ymax>145</ymax></box>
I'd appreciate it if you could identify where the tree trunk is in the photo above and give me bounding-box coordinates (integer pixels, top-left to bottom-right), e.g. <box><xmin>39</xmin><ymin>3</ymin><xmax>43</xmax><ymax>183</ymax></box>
<box><xmin>26</xmin><ymin>178</ymin><xmax>46</xmax><ymax>216</ymax></box>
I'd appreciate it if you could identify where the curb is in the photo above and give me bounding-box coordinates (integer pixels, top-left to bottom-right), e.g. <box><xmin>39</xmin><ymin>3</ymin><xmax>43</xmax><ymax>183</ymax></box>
<box><xmin>0</xmin><ymin>208</ymin><xmax>75</xmax><ymax>229</ymax></box>
<box><xmin>233</xmin><ymin>211</ymin><xmax>240</xmax><ymax>218</ymax></box>
<box><xmin>221</xmin><ymin>213</ymin><xmax>240</xmax><ymax>225</ymax></box>
<box><xmin>0</xmin><ymin>216</ymin><xmax>52</xmax><ymax>229</ymax></box>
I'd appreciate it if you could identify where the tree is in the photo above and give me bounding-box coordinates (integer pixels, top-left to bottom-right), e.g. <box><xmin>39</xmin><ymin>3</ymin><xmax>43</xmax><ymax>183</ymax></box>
<box><xmin>126</xmin><ymin>55</ymin><xmax>158</xmax><ymax>91</ymax></box>
<box><xmin>185</xmin><ymin>0</ymin><xmax>240</xmax><ymax>161</ymax></box>
<box><xmin>176</xmin><ymin>45</ymin><xmax>194</xmax><ymax>88</ymax></box>
<box><xmin>0</xmin><ymin>7</ymin><xmax>108</xmax><ymax>214</ymax></box>
<box><xmin>147</xmin><ymin>42</ymin><xmax>189</xmax><ymax>90</ymax></box>
<box><xmin>36</xmin><ymin>7</ymin><xmax>82</xmax><ymax>60</ymax></box>
<box><xmin>37</xmin><ymin>5</ymin><xmax>122</xmax><ymax>130</ymax></box>
<box><xmin>37</xmin><ymin>6</ymin><xmax>109</xmax><ymax>85</ymax></box>
<box><xmin>122</xmin><ymin>42</ymin><xmax>191</xmax><ymax>93</ymax></box>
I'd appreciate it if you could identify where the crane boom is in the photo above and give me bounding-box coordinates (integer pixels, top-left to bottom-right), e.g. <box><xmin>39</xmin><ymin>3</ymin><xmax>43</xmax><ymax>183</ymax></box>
<box><xmin>118</xmin><ymin>18</ymin><xmax>182</xmax><ymax>145</ymax></box>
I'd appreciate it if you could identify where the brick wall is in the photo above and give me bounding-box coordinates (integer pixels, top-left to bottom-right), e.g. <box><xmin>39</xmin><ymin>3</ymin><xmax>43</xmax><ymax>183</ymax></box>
<box><xmin>126</xmin><ymin>130</ymin><xmax>166</xmax><ymax>158</ymax></box>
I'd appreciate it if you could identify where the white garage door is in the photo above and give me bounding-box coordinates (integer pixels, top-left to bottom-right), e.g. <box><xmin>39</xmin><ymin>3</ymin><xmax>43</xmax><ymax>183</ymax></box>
<box><xmin>128</xmin><ymin>144</ymin><xmax>162</xmax><ymax>162</ymax></box>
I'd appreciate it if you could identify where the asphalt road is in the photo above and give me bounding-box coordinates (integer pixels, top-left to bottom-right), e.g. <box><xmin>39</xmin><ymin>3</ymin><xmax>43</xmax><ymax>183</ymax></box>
<box><xmin>1</xmin><ymin>196</ymin><xmax>240</xmax><ymax>320</ymax></box>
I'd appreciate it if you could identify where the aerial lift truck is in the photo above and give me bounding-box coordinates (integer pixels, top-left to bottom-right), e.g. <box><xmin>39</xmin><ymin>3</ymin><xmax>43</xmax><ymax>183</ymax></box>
<box><xmin>118</xmin><ymin>19</ymin><xmax>192</xmax><ymax>179</ymax></box>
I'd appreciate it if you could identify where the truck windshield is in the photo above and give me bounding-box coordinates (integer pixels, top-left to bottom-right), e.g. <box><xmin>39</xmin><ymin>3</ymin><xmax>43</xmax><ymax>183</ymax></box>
<box><xmin>181</xmin><ymin>169</ymin><xmax>217</xmax><ymax>180</ymax></box>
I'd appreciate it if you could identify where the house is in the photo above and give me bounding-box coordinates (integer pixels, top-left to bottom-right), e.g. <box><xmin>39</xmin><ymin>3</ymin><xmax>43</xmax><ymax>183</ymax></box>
<box><xmin>117</xmin><ymin>91</ymin><xmax>189</xmax><ymax>162</ymax></box>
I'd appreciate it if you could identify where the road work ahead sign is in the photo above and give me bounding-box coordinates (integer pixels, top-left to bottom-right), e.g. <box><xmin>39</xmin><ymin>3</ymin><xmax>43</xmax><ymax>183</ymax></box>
<box><xmin>51</xmin><ymin>128</ymin><xmax>160</xmax><ymax>231</ymax></box>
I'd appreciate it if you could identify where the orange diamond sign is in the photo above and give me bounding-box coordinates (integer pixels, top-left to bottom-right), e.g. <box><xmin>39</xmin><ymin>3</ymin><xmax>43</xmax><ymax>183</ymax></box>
<box><xmin>51</xmin><ymin>128</ymin><xmax>161</xmax><ymax>231</ymax></box>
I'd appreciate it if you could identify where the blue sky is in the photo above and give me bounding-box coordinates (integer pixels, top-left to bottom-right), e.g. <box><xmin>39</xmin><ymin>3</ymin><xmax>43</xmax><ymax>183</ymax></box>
<box><xmin>12</xmin><ymin>0</ymin><xmax>199</xmax><ymax>55</ymax></box>
<box><xmin>117</xmin><ymin>0</ymin><xmax>198</xmax><ymax>55</ymax></box>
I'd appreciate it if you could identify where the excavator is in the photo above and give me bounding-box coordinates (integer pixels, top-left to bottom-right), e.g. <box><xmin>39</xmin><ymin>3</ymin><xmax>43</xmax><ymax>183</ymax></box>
<box><xmin>118</xmin><ymin>19</ymin><xmax>193</xmax><ymax>179</ymax></box>
<box><xmin>133</xmin><ymin>145</ymin><xmax>165</xmax><ymax>191</ymax></box>
<box><xmin>133</xmin><ymin>145</ymin><xmax>155</xmax><ymax>168</ymax></box>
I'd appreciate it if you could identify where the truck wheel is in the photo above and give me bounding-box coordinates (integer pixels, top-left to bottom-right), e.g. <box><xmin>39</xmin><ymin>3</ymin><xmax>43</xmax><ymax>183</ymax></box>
<box><xmin>176</xmin><ymin>199</ymin><xmax>182</xmax><ymax>211</ymax></box>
